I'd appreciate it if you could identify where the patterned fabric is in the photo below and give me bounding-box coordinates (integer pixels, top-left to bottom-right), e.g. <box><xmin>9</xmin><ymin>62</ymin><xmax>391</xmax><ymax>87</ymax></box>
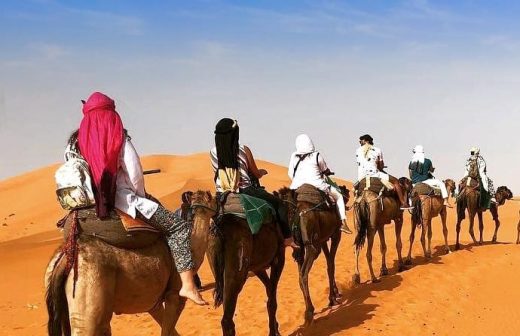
<box><xmin>140</xmin><ymin>205</ymin><xmax>194</xmax><ymax>273</ymax></box>
<box><xmin>210</xmin><ymin>145</ymin><xmax>252</xmax><ymax>192</ymax></box>
<box><xmin>356</xmin><ymin>145</ymin><xmax>384</xmax><ymax>181</ymax></box>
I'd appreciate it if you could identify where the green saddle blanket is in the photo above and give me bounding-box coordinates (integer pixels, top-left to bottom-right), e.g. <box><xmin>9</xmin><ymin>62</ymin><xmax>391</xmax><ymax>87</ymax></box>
<box><xmin>222</xmin><ymin>193</ymin><xmax>275</xmax><ymax>234</ymax></box>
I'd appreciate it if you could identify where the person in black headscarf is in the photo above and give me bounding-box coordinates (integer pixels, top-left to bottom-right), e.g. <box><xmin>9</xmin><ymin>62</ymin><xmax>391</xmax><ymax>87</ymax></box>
<box><xmin>210</xmin><ymin>118</ymin><xmax>298</xmax><ymax>248</ymax></box>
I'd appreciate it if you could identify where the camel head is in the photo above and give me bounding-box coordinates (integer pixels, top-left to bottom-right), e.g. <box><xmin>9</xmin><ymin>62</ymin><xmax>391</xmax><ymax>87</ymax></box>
<box><xmin>495</xmin><ymin>186</ymin><xmax>513</xmax><ymax>206</ymax></box>
<box><xmin>191</xmin><ymin>190</ymin><xmax>217</xmax><ymax>219</ymax></box>
<box><xmin>338</xmin><ymin>185</ymin><xmax>351</xmax><ymax>207</ymax></box>
<box><xmin>398</xmin><ymin>177</ymin><xmax>413</xmax><ymax>194</ymax></box>
<box><xmin>443</xmin><ymin>179</ymin><xmax>456</xmax><ymax>197</ymax></box>
<box><xmin>274</xmin><ymin>186</ymin><xmax>295</xmax><ymax>204</ymax></box>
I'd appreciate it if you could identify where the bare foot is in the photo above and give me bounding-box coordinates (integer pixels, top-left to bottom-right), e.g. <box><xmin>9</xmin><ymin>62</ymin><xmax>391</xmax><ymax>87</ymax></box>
<box><xmin>444</xmin><ymin>201</ymin><xmax>454</xmax><ymax>208</ymax></box>
<box><xmin>340</xmin><ymin>224</ymin><xmax>353</xmax><ymax>234</ymax></box>
<box><xmin>179</xmin><ymin>287</ymin><xmax>208</xmax><ymax>305</ymax></box>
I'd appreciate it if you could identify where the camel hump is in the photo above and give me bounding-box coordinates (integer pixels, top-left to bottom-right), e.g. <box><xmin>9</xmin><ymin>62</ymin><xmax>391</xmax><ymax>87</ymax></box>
<box><xmin>62</xmin><ymin>208</ymin><xmax>161</xmax><ymax>249</ymax></box>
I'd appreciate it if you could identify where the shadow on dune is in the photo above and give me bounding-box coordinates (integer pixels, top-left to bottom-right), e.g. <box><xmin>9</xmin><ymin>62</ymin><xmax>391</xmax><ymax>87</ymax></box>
<box><xmin>287</xmin><ymin>273</ymin><xmax>403</xmax><ymax>336</ymax></box>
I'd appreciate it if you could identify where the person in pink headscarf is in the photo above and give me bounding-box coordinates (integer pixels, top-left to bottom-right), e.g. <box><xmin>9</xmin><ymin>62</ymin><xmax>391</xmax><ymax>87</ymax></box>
<box><xmin>72</xmin><ymin>92</ymin><xmax>206</xmax><ymax>305</ymax></box>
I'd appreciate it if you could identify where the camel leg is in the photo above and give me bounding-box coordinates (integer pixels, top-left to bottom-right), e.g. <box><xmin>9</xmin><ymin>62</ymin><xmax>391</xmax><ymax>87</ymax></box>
<box><xmin>159</xmin><ymin>274</ymin><xmax>186</xmax><ymax>336</ymax></box>
<box><xmin>255</xmin><ymin>245</ymin><xmax>285</xmax><ymax>336</ymax></box>
<box><xmin>420</xmin><ymin>217</ymin><xmax>427</xmax><ymax>258</ymax></box>
<box><xmin>221</xmin><ymin>270</ymin><xmax>247</xmax><ymax>336</ymax></box>
<box><xmin>394</xmin><ymin>216</ymin><xmax>405</xmax><ymax>272</ymax></box>
<box><xmin>377</xmin><ymin>226</ymin><xmax>388</xmax><ymax>276</ymax></box>
<box><xmin>440</xmin><ymin>209</ymin><xmax>451</xmax><ymax>254</ymax></box>
<box><xmin>67</xmin><ymin>263</ymin><xmax>115</xmax><ymax>336</ymax></box>
<box><xmin>299</xmin><ymin>244</ymin><xmax>320</xmax><ymax>325</ymax></box>
<box><xmin>366</xmin><ymin>228</ymin><xmax>378</xmax><ymax>283</ymax></box>
<box><xmin>455</xmin><ymin>218</ymin><xmax>462</xmax><ymax>250</ymax></box>
<box><xmin>426</xmin><ymin>217</ymin><xmax>433</xmax><ymax>259</ymax></box>
<box><xmin>468</xmin><ymin>210</ymin><xmax>478</xmax><ymax>245</ymax></box>
<box><xmin>491</xmin><ymin>206</ymin><xmax>500</xmax><ymax>243</ymax></box>
<box><xmin>329</xmin><ymin>228</ymin><xmax>342</xmax><ymax>299</ymax></box>
<box><xmin>477</xmin><ymin>211</ymin><xmax>484</xmax><ymax>245</ymax></box>
<box><xmin>353</xmin><ymin>246</ymin><xmax>361</xmax><ymax>284</ymax></box>
<box><xmin>322</xmin><ymin>229</ymin><xmax>342</xmax><ymax>306</ymax></box>
<box><xmin>405</xmin><ymin>220</ymin><xmax>417</xmax><ymax>265</ymax></box>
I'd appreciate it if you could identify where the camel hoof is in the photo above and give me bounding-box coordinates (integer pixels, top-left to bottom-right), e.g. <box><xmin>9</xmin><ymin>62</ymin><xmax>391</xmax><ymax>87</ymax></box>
<box><xmin>371</xmin><ymin>277</ymin><xmax>380</xmax><ymax>284</ymax></box>
<box><xmin>352</xmin><ymin>274</ymin><xmax>361</xmax><ymax>284</ymax></box>
<box><xmin>404</xmin><ymin>258</ymin><xmax>413</xmax><ymax>266</ymax></box>
<box><xmin>446</xmin><ymin>249</ymin><xmax>452</xmax><ymax>254</ymax></box>
<box><xmin>380</xmin><ymin>268</ymin><xmax>389</xmax><ymax>277</ymax></box>
<box><xmin>492</xmin><ymin>238</ymin><xmax>497</xmax><ymax>243</ymax></box>
<box><xmin>455</xmin><ymin>244</ymin><xmax>461</xmax><ymax>250</ymax></box>
<box><xmin>425</xmin><ymin>253</ymin><xmax>432</xmax><ymax>259</ymax></box>
<box><xmin>398</xmin><ymin>264</ymin><xmax>408</xmax><ymax>272</ymax></box>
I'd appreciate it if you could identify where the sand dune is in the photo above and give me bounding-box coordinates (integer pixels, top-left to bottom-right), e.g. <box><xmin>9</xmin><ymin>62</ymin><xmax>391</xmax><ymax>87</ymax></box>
<box><xmin>0</xmin><ymin>153</ymin><xmax>519</xmax><ymax>336</ymax></box>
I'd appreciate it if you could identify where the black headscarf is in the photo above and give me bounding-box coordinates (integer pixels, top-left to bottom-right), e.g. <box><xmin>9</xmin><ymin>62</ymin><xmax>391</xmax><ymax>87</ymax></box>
<box><xmin>214</xmin><ymin>118</ymin><xmax>239</xmax><ymax>169</ymax></box>
<box><xmin>359</xmin><ymin>134</ymin><xmax>374</xmax><ymax>145</ymax></box>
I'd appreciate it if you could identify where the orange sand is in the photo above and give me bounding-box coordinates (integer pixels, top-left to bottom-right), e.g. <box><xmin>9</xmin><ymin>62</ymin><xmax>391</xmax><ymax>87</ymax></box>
<box><xmin>1</xmin><ymin>153</ymin><xmax>519</xmax><ymax>336</ymax></box>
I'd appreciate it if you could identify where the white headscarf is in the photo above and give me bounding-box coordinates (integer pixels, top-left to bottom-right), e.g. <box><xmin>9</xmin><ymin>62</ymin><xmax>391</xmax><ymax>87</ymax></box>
<box><xmin>295</xmin><ymin>134</ymin><xmax>316</xmax><ymax>155</ymax></box>
<box><xmin>411</xmin><ymin>145</ymin><xmax>425</xmax><ymax>163</ymax></box>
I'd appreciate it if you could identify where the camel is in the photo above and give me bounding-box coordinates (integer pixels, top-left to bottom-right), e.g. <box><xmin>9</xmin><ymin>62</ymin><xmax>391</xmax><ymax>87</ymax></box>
<box><xmin>275</xmin><ymin>185</ymin><xmax>349</xmax><ymax>325</ymax></box>
<box><xmin>204</xmin><ymin>193</ymin><xmax>285</xmax><ymax>336</ymax></box>
<box><xmin>45</xmin><ymin>193</ymin><xmax>214</xmax><ymax>336</ymax></box>
<box><xmin>353</xmin><ymin>177</ymin><xmax>412</xmax><ymax>284</ymax></box>
<box><xmin>455</xmin><ymin>182</ymin><xmax>513</xmax><ymax>249</ymax></box>
<box><xmin>405</xmin><ymin>179</ymin><xmax>456</xmax><ymax>263</ymax></box>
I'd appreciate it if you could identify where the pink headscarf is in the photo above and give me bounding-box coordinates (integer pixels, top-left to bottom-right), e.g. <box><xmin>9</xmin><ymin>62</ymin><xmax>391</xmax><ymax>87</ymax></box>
<box><xmin>78</xmin><ymin>92</ymin><xmax>124</xmax><ymax>218</ymax></box>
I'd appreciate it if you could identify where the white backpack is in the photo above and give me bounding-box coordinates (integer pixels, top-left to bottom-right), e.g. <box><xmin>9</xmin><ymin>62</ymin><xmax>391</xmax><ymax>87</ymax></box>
<box><xmin>55</xmin><ymin>144</ymin><xmax>96</xmax><ymax>210</ymax></box>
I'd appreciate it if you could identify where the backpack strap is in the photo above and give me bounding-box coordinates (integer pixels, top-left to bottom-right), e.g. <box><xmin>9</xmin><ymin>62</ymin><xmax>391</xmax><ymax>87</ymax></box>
<box><xmin>292</xmin><ymin>153</ymin><xmax>309</xmax><ymax>178</ymax></box>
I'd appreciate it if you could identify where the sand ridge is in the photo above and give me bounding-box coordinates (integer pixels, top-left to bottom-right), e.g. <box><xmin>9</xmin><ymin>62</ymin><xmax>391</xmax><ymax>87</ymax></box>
<box><xmin>0</xmin><ymin>153</ymin><xmax>519</xmax><ymax>335</ymax></box>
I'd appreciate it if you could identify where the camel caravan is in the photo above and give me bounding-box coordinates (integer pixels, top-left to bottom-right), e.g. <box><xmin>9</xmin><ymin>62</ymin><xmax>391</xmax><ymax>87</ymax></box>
<box><xmin>46</xmin><ymin>92</ymin><xmax>515</xmax><ymax>336</ymax></box>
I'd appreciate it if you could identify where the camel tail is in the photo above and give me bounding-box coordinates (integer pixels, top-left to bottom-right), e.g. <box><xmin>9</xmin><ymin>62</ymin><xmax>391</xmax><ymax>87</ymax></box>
<box><xmin>411</xmin><ymin>197</ymin><xmax>422</xmax><ymax>228</ymax></box>
<box><xmin>209</xmin><ymin>220</ymin><xmax>225</xmax><ymax>308</ymax></box>
<box><xmin>354</xmin><ymin>199</ymin><xmax>370</xmax><ymax>252</ymax></box>
<box><xmin>46</xmin><ymin>254</ymin><xmax>71</xmax><ymax>336</ymax></box>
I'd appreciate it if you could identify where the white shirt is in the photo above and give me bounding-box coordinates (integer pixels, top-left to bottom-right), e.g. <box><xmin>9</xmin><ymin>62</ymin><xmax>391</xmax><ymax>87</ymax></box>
<box><xmin>356</xmin><ymin>145</ymin><xmax>384</xmax><ymax>181</ymax></box>
<box><xmin>115</xmin><ymin>138</ymin><xmax>159</xmax><ymax>219</ymax></box>
<box><xmin>288</xmin><ymin>151</ymin><xmax>329</xmax><ymax>191</ymax></box>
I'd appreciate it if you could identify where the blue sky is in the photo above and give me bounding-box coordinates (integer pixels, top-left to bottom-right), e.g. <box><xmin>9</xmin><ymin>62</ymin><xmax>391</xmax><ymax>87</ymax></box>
<box><xmin>1</xmin><ymin>0</ymin><xmax>520</xmax><ymax>191</ymax></box>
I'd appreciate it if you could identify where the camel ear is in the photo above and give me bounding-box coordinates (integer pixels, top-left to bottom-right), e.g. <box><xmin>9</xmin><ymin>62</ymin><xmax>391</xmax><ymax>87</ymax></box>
<box><xmin>273</xmin><ymin>191</ymin><xmax>279</xmax><ymax>198</ymax></box>
<box><xmin>206</xmin><ymin>191</ymin><xmax>212</xmax><ymax>201</ymax></box>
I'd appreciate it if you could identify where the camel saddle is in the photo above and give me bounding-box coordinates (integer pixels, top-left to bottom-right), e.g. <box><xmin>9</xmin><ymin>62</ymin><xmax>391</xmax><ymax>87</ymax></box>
<box><xmin>411</xmin><ymin>183</ymin><xmax>443</xmax><ymax>197</ymax></box>
<box><xmin>354</xmin><ymin>177</ymin><xmax>392</xmax><ymax>196</ymax></box>
<box><xmin>61</xmin><ymin>207</ymin><xmax>161</xmax><ymax>249</ymax></box>
<box><xmin>296</xmin><ymin>184</ymin><xmax>336</xmax><ymax>210</ymax></box>
<box><xmin>459</xmin><ymin>176</ymin><xmax>479</xmax><ymax>190</ymax></box>
<box><xmin>219</xmin><ymin>193</ymin><xmax>274</xmax><ymax>234</ymax></box>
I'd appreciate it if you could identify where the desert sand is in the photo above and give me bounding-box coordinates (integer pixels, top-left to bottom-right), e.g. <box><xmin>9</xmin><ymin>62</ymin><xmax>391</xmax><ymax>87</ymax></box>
<box><xmin>1</xmin><ymin>153</ymin><xmax>519</xmax><ymax>336</ymax></box>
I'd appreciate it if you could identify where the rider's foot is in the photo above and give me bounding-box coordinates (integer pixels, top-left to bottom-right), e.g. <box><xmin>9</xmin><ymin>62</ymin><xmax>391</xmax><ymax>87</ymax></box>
<box><xmin>179</xmin><ymin>286</ymin><xmax>208</xmax><ymax>305</ymax></box>
<box><xmin>284</xmin><ymin>237</ymin><xmax>300</xmax><ymax>249</ymax></box>
<box><xmin>340</xmin><ymin>219</ymin><xmax>353</xmax><ymax>234</ymax></box>
<box><xmin>400</xmin><ymin>203</ymin><xmax>414</xmax><ymax>210</ymax></box>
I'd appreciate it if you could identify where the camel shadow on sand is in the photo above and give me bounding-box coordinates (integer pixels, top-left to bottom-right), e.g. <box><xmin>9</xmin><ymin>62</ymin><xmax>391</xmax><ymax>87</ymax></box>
<box><xmin>287</xmin><ymin>238</ymin><xmax>509</xmax><ymax>336</ymax></box>
<box><xmin>287</xmin><ymin>272</ymin><xmax>402</xmax><ymax>336</ymax></box>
